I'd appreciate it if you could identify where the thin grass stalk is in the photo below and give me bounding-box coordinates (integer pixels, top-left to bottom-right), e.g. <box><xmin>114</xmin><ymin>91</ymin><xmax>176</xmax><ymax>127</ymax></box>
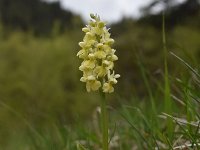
<box><xmin>136</xmin><ymin>54</ymin><xmax>157</xmax><ymax>115</ymax></box>
<box><xmin>162</xmin><ymin>12</ymin><xmax>173</xmax><ymax>139</ymax></box>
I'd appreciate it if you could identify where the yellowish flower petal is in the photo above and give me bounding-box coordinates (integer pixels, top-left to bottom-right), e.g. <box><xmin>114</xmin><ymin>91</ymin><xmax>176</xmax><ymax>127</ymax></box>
<box><xmin>111</xmin><ymin>55</ymin><xmax>118</xmax><ymax>61</ymax></box>
<box><xmin>80</xmin><ymin>77</ymin><xmax>87</xmax><ymax>82</ymax></box>
<box><xmin>103</xmin><ymin>60</ymin><xmax>114</xmax><ymax>70</ymax></box>
<box><xmin>95</xmin><ymin>66</ymin><xmax>107</xmax><ymax>77</ymax></box>
<box><xmin>82</xmin><ymin>27</ymin><xmax>90</xmax><ymax>32</ymax></box>
<box><xmin>98</xmin><ymin>21</ymin><xmax>105</xmax><ymax>28</ymax></box>
<box><xmin>94</xmin><ymin>51</ymin><xmax>106</xmax><ymax>59</ymax></box>
<box><xmin>79</xmin><ymin>42</ymin><xmax>85</xmax><ymax>48</ymax></box>
<box><xmin>106</xmin><ymin>39</ymin><xmax>114</xmax><ymax>45</ymax></box>
<box><xmin>115</xmin><ymin>74</ymin><xmax>120</xmax><ymax>78</ymax></box>
<box><xmin>87</xmin><ymin>75</ymin><xmax>96</xmax><ymax>81</ymax></box>
<box><xmin>103</xmin><ymin>82</ymin><xmax>114</xmax><ymax>93</ymax></box>
<box><xmin>86</xmin><ymin>82</ymin><xmax>91</xmax><ymax>92</ymax></box>
<box><xmin>77</xmin><ymin>49</ymin><xmax>87</xmax><ymax>59</ymax></box>
<box><xmin>86</xmin><ymin>80</ymin><xmax>101</xmax><ymax>92</ymax></box>
<box><xmin>83</xmin><ymin>60</ymin><xmax>96</xmax><ymax>69</ymax></box>
<box><xmin>91</xmin><ymin>80</ymin><xmax>101</xmax><ymax>91</ymax></box>
<box><xmin>102</xmin><ymin>45</ymin><xmax>112</xmax><ymax>53</ymax></box>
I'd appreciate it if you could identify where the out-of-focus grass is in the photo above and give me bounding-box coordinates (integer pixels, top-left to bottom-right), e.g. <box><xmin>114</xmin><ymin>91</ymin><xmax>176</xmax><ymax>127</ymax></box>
<box><xmin>0</xmin><ymin>30</ymin><xmax>100</xmax><ymax>121</ymax></box>
<box><xmin>0</xmin><ymin>30</ymin><xmax>101</xmax><ymax>149</ymax></box>
<box><xmin>119</xmin><ymin>52</ymin><xmax>200</xmax><ymax>149</ymax></box>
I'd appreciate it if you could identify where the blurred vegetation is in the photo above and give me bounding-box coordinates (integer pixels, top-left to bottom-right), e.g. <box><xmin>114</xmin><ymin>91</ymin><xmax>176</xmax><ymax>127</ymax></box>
<box><xmin>0</xmin><ymin>0</ymin><xmax>200</xmax><ymax>149</ymax></box>
<box><xmin>111</xmin><ymin>0</ymin><xmax>200</xmax><ymax>97</ymax></box>
<box><xmin>0</xmin><ymin>0</ymin><xmax>83</xmax><ymax>35</ymax></box>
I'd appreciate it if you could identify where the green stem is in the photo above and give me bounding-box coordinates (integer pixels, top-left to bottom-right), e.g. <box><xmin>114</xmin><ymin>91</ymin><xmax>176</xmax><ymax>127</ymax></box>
<box><xmin>162</xmin><ymin>12</ymin><xmax>173</xmax><ymax>139</ymax></box>
<box><xmin>100</xmin><ymin>91</ymin><xmax>108</xmax><ymax>150</ymax></box>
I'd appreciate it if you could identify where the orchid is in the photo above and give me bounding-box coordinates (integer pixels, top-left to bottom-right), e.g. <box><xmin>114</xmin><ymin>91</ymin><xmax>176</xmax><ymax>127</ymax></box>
<box><xmin>77</xmin><ymin>14</ymin><xmax>120</xmax><ymax>93</ymax></box>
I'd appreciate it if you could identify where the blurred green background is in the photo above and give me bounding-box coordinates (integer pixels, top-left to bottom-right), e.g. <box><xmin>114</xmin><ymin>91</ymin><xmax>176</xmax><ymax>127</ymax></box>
<box><xmin>0</xmin><ymin>0</ymin><xmax>199</xmax><ymax>148</ymax></box>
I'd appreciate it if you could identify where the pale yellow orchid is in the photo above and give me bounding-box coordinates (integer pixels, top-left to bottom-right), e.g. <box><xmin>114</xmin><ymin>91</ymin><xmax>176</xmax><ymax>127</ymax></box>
<box><xmin>77</xmin><ymin>14</ymin><xmax>120</xmax><ymax>93</ymax></box>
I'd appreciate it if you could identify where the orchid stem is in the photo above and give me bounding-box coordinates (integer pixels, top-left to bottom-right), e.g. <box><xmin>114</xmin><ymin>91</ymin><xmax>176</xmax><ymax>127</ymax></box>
<box><xmin>100</xmin><ymin>91</ymin><xmax>109</xmax><ymax>150</ymax></box>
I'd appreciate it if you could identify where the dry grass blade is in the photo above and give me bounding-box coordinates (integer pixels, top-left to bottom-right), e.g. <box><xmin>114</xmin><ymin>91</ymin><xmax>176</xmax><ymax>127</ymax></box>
<box><xmin>173</xmin><ymin>143</ymin><xmax>200</xmax><ymax>150</ymax></box>
<box><xmin>160</xmin><ymin>113</ymin><xmax>199</xmax><ymax>127</ymax></box>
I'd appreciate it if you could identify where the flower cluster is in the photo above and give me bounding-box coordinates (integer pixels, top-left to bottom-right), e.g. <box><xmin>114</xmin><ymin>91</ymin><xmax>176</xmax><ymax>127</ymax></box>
<box><xmin>77</xmin><ymin>14</ymin><xmax>120</xmax><ymax>93</ymax></box>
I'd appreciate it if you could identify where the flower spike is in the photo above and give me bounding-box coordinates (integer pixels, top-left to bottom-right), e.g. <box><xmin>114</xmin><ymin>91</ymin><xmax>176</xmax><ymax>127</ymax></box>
<box><xmin>77</xmin><ymin>13</ymin><xmax>120</xmax><ymax>93</ymax></box>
